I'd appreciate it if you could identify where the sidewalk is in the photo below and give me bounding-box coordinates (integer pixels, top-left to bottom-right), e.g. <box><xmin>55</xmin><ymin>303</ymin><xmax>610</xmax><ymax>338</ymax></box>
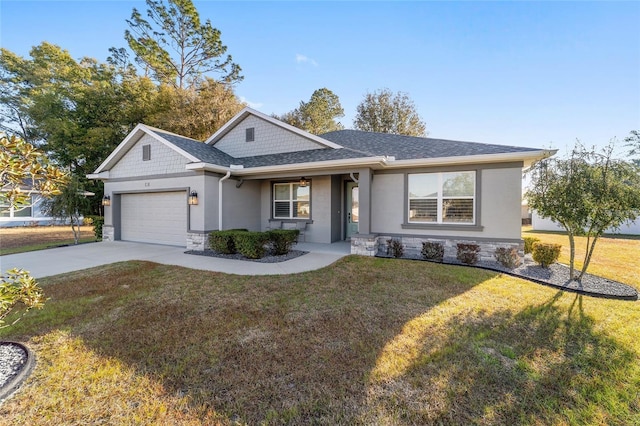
<box><xmin>0</xmin><ymin>241</ymin><xmax>351</xmax><ymax>278</ymax></box>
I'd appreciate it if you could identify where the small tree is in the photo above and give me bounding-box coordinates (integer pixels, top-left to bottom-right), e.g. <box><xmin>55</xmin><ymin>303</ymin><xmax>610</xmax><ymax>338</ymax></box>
<box><xmin>1</xmin><ymin>269</ymin><xmax>45</xmax><ymax>329</ymax></box>
<box><xmin>0</xmin><ymin>133</ymin><xmax>67</xmax><ymax>213</ymax></box>
<box><xmin>42</xmin><ymin>176</ymin><xmax>91</xmax><ymax>244</ymax></box>
<box><xmin>526</xmin><ymin>141</ymin><xmax>640</xmax><ymax>281</ymax></box>
<box><xmin>353</xmin><ymin>88</ymin><xmax>427</xmax><ymax>137</ymax></box>
<box><xmin>275</xmin><ymin>87</ymin><xmax>344</xmax><ymax>135</ymax></box>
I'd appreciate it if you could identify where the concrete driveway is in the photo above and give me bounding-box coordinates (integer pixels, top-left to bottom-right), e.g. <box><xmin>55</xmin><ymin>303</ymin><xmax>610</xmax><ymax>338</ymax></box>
<box><xmin>0</xmin><ymin>241</ymin><xmax>350</xmax><ymax>278</ymax></box>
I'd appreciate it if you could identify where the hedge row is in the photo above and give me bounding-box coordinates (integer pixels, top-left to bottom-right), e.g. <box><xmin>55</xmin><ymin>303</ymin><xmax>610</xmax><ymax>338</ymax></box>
<box><xmin>209</xmin><ymin>229</ymin><xmax>299</xmax><ymax>259</ymax></box>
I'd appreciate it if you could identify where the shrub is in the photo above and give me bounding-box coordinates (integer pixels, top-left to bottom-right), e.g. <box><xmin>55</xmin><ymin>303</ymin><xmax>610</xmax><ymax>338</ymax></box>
<box><xmin>83</xmin><ymin>217</ymin><xmax>94</xmax><ymax>226</ymax></box>
<box><xmin>457</xmin><ymin>243</ymin><xmax>480</xmax><ymax>265</ymax></box>
<box><xmin>85</xmin><ymin>215</ymin><xmax>103</xmax><ymax>240</ymax></box>
<box><xmin>386</xmin><ymin>238</ymin><xmax>404</xmax><ymax>258</ymax></box>
<box><xmin>523</xmin><ymin>236</ymin><xmax>540</xmax><ymax>254</ymax></box>
<box><xmin>1</xmin><ymin>268</ymin><xmax>46</xmax><ymax>329</ymax></box>
<box><xmin>209</xmin><ymin>230</ymin><xmax>243</xmax><ymax>254</ymax></box>
<box><xmin>532</xmin><ymin>242</ymin><xmax>561</xmax><ymax>268</ymax></box>
<box><xmin>234</xmin><ymin>231</ymin><xmax>270</xmax><ymax>259</ymax></box>
<box><xmin>268</xmin><ymin>229</ymin><xmax>299</xmax><ymax>255</ymax></box>
<box><xmin>421</xmin><ymin>241</ymin><xmax>444</xmax><ymax>262</ymax></box>
<box><xmin>494</xmin><ymin>247</ymin><xmax>522</xmax><ymax>269</ymax></box>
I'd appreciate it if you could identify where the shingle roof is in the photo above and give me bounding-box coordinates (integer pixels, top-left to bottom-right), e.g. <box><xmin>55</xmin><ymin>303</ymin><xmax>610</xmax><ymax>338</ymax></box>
<box><xmin>319</xmin><ymin>130</ymin><xmax>541</xmax><ymax>161</ymax></box>
<box><xmin>150</xmin><ymin>127</ymin><xmax>541</xmax><ymax>168</ymax></box>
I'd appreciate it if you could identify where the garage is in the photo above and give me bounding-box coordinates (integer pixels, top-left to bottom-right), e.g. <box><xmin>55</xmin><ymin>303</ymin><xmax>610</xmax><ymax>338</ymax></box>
<box><xmin>120</xmin><ymin>191</ymin><xmax>188</xmax><ymax>246</ymax></box>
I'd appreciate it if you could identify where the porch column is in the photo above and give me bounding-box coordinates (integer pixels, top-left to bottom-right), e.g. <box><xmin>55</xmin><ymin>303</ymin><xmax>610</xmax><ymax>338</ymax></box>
<box><xmin>357</xmin><ymin>168</ymin><xmax>372</xmax><ymax>235</ymax></box>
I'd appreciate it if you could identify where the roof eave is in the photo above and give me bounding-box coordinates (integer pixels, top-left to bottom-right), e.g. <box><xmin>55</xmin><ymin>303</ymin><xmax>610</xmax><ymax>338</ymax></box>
<box><xmin>383</xmin><ymin>149</ymin><xmax>557</xmax><ymax>169</ymax></box>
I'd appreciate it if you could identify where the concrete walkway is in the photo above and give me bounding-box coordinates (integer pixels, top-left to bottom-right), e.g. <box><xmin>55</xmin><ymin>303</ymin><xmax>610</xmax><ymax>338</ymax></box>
<box><xmin>0</xmin><ymin>241</ymin><xmax>351</xmax><ymax>278</ymax></box>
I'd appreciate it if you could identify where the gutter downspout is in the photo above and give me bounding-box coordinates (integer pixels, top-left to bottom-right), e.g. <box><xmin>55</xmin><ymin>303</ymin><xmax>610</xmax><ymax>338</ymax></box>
<box><xmin>218</xmin><ymin>170</ymin><xmax>231</xmax><ymax>230</ymax></box>
<box><xmin>349</xmin><ymin>172</ymin><xmax>359</xmax><ymax>183</ymax></box>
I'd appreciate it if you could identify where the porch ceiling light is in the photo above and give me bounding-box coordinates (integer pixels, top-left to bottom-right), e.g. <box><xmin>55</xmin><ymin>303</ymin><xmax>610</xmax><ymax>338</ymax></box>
<box><xmin>102</xmin><ymin>195</ymin><xmax>111</xmax><ymax>206</ymax></box>
<box><xmin>188</xmin><ymin>190</ymin><xmax>198</xmax><ymax>205</ymax></box>
<box><xmin>299</xmin><ymin>177</ymin><xmax>308</xmax><ymax>187</ymax></box>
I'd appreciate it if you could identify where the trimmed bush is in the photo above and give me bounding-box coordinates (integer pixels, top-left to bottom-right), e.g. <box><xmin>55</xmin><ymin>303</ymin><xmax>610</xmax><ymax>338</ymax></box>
<box><xmin>523</xmin><ymin>236</ymin><xmax>540</xmax><ymax>255</ymax></box>
<box><xmin>234</xmin><ymin>231</ymin><xmax>270</xmax><ymax>259</ymax></box>
<box><xmin>532</xmin><ymin>242</ymin><xmax>561</xmax><ymax>268</ymax></box>
<box><xmin>457</xmin><ymin>243</ymin><xmax>480</xmax><ymax>265</ymax></box>
<box><xmin>209</xmin><ymin>230</ymin><xmax>245</xmax><ymax>254</ymax></box>
<box><xmin>494</xmin><ymin>247</ymin><xmax>522</xmax><ymax>269</ymax></box>
<box><xmin>421</xmin><ymin>241</ymin><xmax>444</xmax><ymax>262</ymax></box>
<box><xmin>386</xmin><ymin>238</ymin><xmax>404</xmax><ymax>258</ymax></box>
<box><xmin>268</xmin><ymin>229</ymin><xmax>299</xmax><ymax>255</ymax></box>
<box><xmin>85</xmin><ymin>215</ymin><xmax>103</xmax><ymax>240</ymax></box>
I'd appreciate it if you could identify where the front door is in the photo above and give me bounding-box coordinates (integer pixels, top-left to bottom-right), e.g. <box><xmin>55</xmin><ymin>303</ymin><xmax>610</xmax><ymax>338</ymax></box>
<box><xmin>346</xmin><ymin>182</ymin><xmax>359</xmax><ymax>239</ymax></box>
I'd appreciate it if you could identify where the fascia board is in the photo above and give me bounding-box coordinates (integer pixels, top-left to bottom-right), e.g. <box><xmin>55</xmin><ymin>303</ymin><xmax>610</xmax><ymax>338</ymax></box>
<box><xmin>204</xmin><ymin>107</ymin><xmax>343</xmax><ymax>149</ymax></box>
<box><xmin>186</xmin><ymin>156</ymin><xmax>387</xmax><ymax>176</ymax></box>
<box><xmin>86</xmin><ymin>171</ymin><xmax>110</xmax><ymax>180</ymax></box>
<box><xmin>382</xmin><ymin>150</ymin><xmax>557</xmax><ymax>169</ymax></box>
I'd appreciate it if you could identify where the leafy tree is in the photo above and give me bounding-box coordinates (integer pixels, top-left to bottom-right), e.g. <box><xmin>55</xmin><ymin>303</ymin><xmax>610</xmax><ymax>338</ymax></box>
<box><xmin>147</xmin><ymin>78</ymin><xmax>244</xmax><ymax>140</ymax></box>
<box><xmin>625</xmin><ymin>130</ymin><xmax>640</xmax><ymax>166</ymax></box>
<box><xmin>275</xmin><ymin>88</ymin><xmax>344</xmax><ymax>135</ymax></box>
<box><xmin>525</xmin><ymin>141</ymin><xmax>640</xmax><ymax>281</ymax></box>
<box><xmin>0</xmin><ymin>268</ymin><xmax>45</xmax><ymax>329</ymax></box>
<box><xmin>353</xmin><ymin>88</ymin><xmax>427</xmax><ymax>137</ymax></box>
<box><xmin>0</xmin><ymin>133</ymin><xmax>67</xmax><ymax>213</ymax></box>
<box><xmin>122</xmin><ymin>0</ymin><xmax>242</xmax><ymax>88</ymax></box>
<box><xmin>42</xmin><ymin>176</ymin><xmax>91</xmax><ymax>245</ymax></box>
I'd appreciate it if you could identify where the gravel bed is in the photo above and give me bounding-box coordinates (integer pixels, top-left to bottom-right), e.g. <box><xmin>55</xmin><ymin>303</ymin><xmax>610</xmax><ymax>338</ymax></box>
<box><xmin>0</xmin><ymin>342</ymin><xmax>27</xmax><ymax>390</ymax></box>
<box><xmin>185</xmin><ymin>249</ymin><xmax>308</xmax><ymax>263</ymax></box>
<box><xmin>378</xmin><ymin>253</ymin><xmax>638</xmax><ymax>300</ymax></box>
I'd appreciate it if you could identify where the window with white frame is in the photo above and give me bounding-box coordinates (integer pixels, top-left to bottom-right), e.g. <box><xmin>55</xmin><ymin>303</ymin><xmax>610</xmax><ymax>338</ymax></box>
<box><xmin>0</xmin><ymin>196</ymin><xmax>33</xmax><ymax>218</ymax></box>
<box><xmin>408</xmin><ymin>171</ymin><xmax>475</xmax><ymax>224</ymax></box>
<box><xmin>273</xmin><ymin>182</ymin><xmax>310</xmax><ymax>219</ymax></box>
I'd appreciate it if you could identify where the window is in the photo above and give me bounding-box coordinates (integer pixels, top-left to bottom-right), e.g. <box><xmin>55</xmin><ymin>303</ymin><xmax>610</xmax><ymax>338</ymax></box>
<box><xmin>408</xmin><ymin>171</ymin><xmax>475</xmax><ymax>224</ymax></box>
<box><xmin>273</xmin><ymin>182</ymin><xmax>310</xmax><ymax>219</ymax></box>
<box><xmin>0</xmin><ymin>197</ymin><xmax>33</xmax><ymax>218</ymax></box>
<box><xmin>246</xmin><ymin>127</ymin><xmax>255</xmax><ymax>142</ymax></box>
<box><xmin>142</xmin><ymin>144</ymin><xmax>151</xmax><ymax>161</ymax></box>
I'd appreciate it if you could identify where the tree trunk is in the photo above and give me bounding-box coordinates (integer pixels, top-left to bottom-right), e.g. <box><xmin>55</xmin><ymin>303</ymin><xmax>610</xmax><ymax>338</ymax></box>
<box><xmin>567</xmin><ymin>230</ymin><xmax>576</xmax><ymax>281</ymax></box>
<box><xmin>578</xmin><ymin>234</ymin><xmax>600</xmax><ymax>281</ymax></box>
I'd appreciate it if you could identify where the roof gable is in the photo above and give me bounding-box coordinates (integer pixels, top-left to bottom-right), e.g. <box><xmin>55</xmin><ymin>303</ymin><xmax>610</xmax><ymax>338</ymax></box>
<box><xmin>205</xmin><ymin>107</ymin><xmax>342</xmax><ymax>156</ymax></box>
<box><xmin>93</xmin><ymin>124</ymin><xmax>201</xmax><ymax>173</ymax></box>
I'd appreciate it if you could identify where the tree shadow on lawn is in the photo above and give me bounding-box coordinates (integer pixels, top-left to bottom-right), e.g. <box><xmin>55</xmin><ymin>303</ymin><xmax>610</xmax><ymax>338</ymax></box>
<box><xmin>364</xmin><ymin>291</ymin><xmax>639</xmax><ymax>425</ymax></box>
<box><xmin>3</xmin><ymin>259</ymin><xmax>637</xmax><ymax>424</ymax></box>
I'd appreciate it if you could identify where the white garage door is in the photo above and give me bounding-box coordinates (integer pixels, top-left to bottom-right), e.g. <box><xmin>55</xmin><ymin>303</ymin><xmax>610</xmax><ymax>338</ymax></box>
<box><xmin>121</xmin><ymin>192</ymin><xmax>187</xmax><ymax>246</ymax></box>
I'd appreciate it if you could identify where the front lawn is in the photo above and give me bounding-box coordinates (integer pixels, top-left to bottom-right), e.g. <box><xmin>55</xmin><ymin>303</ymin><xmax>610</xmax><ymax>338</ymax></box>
<box><xmin>1</xmin><ymin>258</ymin><xmax>638</xmax><ymax>425</ymax></box>
<box><xmin>0</xmin><ymin>225</ymin><xmax>96</xmax><ymax>255</ymax></box>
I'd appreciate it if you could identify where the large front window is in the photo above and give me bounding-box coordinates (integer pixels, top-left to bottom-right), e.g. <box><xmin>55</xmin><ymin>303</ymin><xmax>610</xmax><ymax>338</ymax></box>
<box><xmin>273</xmin><ymin>183</ymin><xmax>310</xmax><ymax>219</ymax></box>
<box><xmin>408</xmin><ymin>171</ymin><xmax>475</xmax><ymax>224</ymax></box>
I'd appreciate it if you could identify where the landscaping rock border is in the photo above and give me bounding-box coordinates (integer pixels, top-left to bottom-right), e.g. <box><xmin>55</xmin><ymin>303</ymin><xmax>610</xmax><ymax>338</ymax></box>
<box><xmin>0</xmin><ymin>341</ymin><xmax>35</xmax><ymax>404</ymax></box>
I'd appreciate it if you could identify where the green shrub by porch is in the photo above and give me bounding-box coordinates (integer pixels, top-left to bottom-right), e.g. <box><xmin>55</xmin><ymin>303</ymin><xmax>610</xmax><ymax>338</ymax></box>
<box><xmin>234</xmin><ymin>231</ymin><xmax>270</xmax><ymax>259</ymax></box>
<box><xmin>268</xmin><ymin>229</ymin><xmax>299</xmax><ymax>255</ymax></box>
<box><xmin>85</xmin><ymin>215</ymin><xmax>104</xmax><ymax>241</ymax></box>
<box><xmin>421</xmin><ymin>241</ymin><xmax>444</xmax><ymax>262</ymax></box>
<box><xmin>209</xmin><ymin>230</ymin><xmax>247</xmax><ymax>254</ymax></box>
<box><xmin>523</xmin><ymin>236</ymin><xmax>540</xmax><ymax>254</ymax></box>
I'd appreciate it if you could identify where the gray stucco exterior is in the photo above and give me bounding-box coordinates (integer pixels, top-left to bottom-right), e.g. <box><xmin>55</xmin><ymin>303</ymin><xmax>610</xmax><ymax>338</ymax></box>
<box><xmin>90</xmin><ymin>107</ymin><xmax>554</xmax><ymax>253</ymax></box>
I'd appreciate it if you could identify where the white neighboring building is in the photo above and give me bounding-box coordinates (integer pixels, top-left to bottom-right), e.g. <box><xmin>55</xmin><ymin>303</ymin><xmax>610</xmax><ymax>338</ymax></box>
<box><xmin>532</xmin><ymin>211</ymin><xmax>640</xmax><ymax>235</ymax></box>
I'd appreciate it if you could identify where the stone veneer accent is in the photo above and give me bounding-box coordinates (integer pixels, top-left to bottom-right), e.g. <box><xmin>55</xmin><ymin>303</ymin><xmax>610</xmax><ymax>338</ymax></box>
<box><xmin>187</xmin><ymin>232</ymin><xmax>210</xmax><ymax>251</ymax></box>
<box><xmin>350</xmin><ymin>234</ymin><xmax>380</xmax><ymax>256</ymax></box>
<box><xmin>352</xmin><ymin>233</ymin><xmax>523</xmax><ymax>262</ymax></box>
<box><xmin>102</xmin><ymin>225</ymin><xmax>115</xmax><ymax>242</ymax></box>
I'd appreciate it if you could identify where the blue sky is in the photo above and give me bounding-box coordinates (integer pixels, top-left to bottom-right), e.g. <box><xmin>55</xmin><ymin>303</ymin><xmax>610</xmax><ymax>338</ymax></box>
<box><xmin>1</xmin><ymin>1</ymin><xmax>639</xmax><ymax>156</ymax></box>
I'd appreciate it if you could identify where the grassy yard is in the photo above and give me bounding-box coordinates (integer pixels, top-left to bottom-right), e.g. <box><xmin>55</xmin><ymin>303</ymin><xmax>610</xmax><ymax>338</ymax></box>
<box><xmin>0</xmin><ymin>225</ymin><xmax>97</xmax><ymax>256</ymax></box>
<box><xmin>522</xmin><ymin>227</ymin><xmax>640</xmax><ymax>289</ymax></box>
<box><xmin>1</xmin><ymin>256</ymin><xmax>638</xmax><ymax>425</ymax></box>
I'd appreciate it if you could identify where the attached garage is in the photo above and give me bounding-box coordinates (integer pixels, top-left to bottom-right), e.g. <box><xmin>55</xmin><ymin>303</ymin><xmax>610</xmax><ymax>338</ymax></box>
<box><xmin>120</xmin><ymin>191</ymin><xmax>188</xmax><ymax>246</ymax></box>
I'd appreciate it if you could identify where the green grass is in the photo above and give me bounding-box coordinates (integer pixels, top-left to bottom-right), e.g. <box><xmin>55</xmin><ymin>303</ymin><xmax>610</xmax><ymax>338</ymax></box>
<box><xmin>0</xmin><ymin>238</ymin><xmax>97</xmax><ymax>256</ymax></box>
<box><xmin>1</xmin><ymin>257</ymin><xmax>638</xmax><ymax>425</ymax></box>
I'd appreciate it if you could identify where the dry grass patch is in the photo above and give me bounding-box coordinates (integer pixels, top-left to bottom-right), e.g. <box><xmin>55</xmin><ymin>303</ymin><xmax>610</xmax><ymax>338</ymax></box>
<box><xmin>523</xmin><ymin>227</ymin><xmax>640</xmax><ymax>290</ymax></box>
<box><xmin>1</xmin><ymin>257</ymin><xmax>638</xmax><ymax>425</ymax></box>
<box><xmin>0</xmin><ymin>225</ymin><xmax>96</xmax><ymax>255</ymax></box>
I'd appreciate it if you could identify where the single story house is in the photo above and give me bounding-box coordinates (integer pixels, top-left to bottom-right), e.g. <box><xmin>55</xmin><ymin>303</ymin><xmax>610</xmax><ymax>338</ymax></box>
<box><xmin>88</xmin><ymin>107</ymin><xmax>554</xmax><ymax>258</ymax></box>
<box><xmin>532</xmin><ymin>211</ymin><xmax>640</xmax><ymax>235</ymax></box>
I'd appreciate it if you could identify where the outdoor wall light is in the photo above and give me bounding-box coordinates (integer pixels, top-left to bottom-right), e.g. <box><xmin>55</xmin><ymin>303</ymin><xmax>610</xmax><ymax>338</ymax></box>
<box><xmin>102</xmin><ymin>195</ymin><xmax>111</xmax><ymax>206</ymax></box>
<box><xmin>299</xmin><ymin>177</ymin><xmax>308</xmax><ymax>187</ymax></box>
<box><xmin>188</xmin><ymin>190</ymin><xmax>198</xmax><ymax>205</ymax></box>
